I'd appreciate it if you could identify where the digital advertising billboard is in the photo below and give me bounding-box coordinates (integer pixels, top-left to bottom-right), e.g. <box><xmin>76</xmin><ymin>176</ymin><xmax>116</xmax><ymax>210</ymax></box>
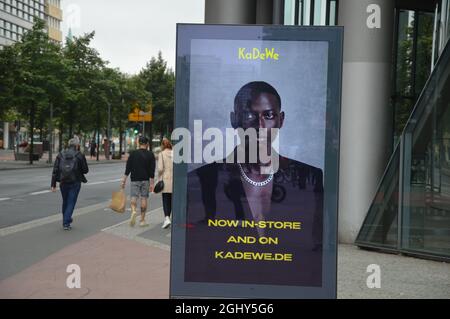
<box><xmin>170</xmin><ymin>24</ymin><xmax>343</xmax><ymax>299</ymax></box>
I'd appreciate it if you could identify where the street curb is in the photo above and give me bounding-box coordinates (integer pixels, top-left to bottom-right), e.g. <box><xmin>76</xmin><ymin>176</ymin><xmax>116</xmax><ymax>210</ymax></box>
<box><xmin>0</xmin><ymin>160</ymin><xmax>126</xmax><ymax>171</ymax></box>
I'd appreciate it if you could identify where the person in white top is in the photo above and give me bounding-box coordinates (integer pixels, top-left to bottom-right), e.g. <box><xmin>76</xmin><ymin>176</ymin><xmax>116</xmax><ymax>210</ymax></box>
<box><xmin>158</xmin><ymin>138</ymin><xmax>173</xmax><ymax>229</ymax></box>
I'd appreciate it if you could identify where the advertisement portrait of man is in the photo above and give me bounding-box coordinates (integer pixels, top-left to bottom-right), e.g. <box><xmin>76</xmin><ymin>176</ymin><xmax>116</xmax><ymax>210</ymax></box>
<box><xmin>185</xmin><ymin>81</ymin><xmax>324</xmax><ymax>286</ymax></box>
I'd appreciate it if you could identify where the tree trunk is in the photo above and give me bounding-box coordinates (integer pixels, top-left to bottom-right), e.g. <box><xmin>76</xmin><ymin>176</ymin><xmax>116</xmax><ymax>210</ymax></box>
<box><xmin>119</xmin><ymin>126</ymin><xmax>123</xmax><ymax>160</ymax></box>
<box><xmin>68</xmin><ymin>103</ymin><xmax>74</xmax><ymax>138</ymax></box>
<box><xmin>58</xmin><ymin>123</ymin><xmax>63</xmax><ymax>152</ymax></box>
<box><xmin>29</xmin><ymin>102</ymin><xmax>35</xmax><ymax>165</ymax></box>
<box><xmin>39</xmin><ymin>117</ymin><xmax>43</xmax><ymax>142</ymax></box>
<box><xmin>96</xmin><ymin>108</ymin><xmax>100</xmax><ymax>161</ymax></box>
<box><xmin>69</xmin><ymin>122</ymin><xmax>73</xmax><ymax>139</ymax></box>
<box><xmin>104</xmin><ymin>128</ymin><xmax>109</xmax><ymax>160</ymax></box>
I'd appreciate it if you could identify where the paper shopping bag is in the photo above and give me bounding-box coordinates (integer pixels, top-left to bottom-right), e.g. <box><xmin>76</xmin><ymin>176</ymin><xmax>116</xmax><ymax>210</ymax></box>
<box><xmin>109</xmin><ymin>189</ymin><xmax>126</xmax><ymax>213</ymax></box>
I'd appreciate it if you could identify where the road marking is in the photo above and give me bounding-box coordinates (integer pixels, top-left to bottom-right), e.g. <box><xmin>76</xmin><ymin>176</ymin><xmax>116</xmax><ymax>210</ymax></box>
<box><xmin>106</xmin><ymin>179</ymin><xmax>122</xmax><ymax>183</ymax></box>
<box><xmin>86</xmin><ymin>179</ymin><xmax>121</xmax><ymax>186</ymax></box>
<box><xmin>87</xmin><ymin>181</ymin><xmax>107</xmax><ymax>186</ymax></box>
<box><xmin>0</xmin><ymin>198</ymin><xmax>11</xmax><ymax>201</ymax></box>
<box><xmin>101</xmin><ymin>219</ymin><xmax>132</xmax><ymax>232</ymax></box>
<box><xmin>14</xmin><ymin>179</ymin><xmax>122</xmax><ymax>198</ymax></box>
<box><xmin>0</xmin><ymin>201</ymin><xmax>110</xmax><ymax>237</ymax></box>
<box><xmin>30</xmin><ymin>190</ymin><xmax>51</xmax><ymax>195</ymax></box>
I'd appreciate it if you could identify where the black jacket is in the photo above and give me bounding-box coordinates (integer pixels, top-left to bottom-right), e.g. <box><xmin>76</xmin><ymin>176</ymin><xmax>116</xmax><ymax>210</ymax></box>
<box><xmin>51</xmin><ymin>147</ymin><xmax>89</xmax><ymax>187</ymax></box>
<box><xmin>185</xmin><ymin>156</ymin><xmax>324</xmax><ymax>287</ymax></box>
<box><xmin>124</xmin><ymin>149</ymin><xmax>156</xmax><ymax>182</ymax></box>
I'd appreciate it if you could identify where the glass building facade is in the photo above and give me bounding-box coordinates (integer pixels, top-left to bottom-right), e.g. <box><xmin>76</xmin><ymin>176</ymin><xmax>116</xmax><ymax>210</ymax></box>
<box><xmin>0</xmin><ymin>0</ymin><xmax>62</xmax><ymax>50</ymax></box>
<box><xmin>356</xmin><ymin>1</ymin><xmax>450</xmax><ymax>261</ymax></box>
<box><xmin>203</xmin><ymin>0</ymin><xmax>449</xmax><ymax>261</ymax></box>
<box><xmin>0</xmin><ymin>0</ymin><xmax>45</xmax><ymax>48</ymax></box>
<box><xmin>282</xmin><ymin>0</ymin><xmax>450</xmax><ymax>261</ymax></box>
<box><xmin>284</xmin><ymin>0</ymin><xmax>338</xmax><ymax>26</ymax></box>
<box><xmin>356</xmin><ymin>40</ymin><xmax>450</xmax><ymax>261</ymax></box>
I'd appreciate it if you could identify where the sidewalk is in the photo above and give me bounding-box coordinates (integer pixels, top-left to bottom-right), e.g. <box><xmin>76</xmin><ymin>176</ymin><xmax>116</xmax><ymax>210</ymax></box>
<box><xmin>0</xmin><ymin>149</ymin><xmax>128</xmax><ymax>170</ymax></box>
<box><xmin>0</xmin><ymin>204</ymin><xmax>170</xmax><ymax>299</ymax></box>
<box><xmin>0</xmin><ymin>201</ymin><xmax>448</xmax><ymax>298</ymax></box>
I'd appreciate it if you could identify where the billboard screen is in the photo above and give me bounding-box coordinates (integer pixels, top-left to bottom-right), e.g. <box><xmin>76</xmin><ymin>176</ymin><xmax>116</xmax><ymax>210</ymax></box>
<box><xmin>171</xmin><ymin>24</ymin><xmax>342</xmax><ymax>299</ymax></box>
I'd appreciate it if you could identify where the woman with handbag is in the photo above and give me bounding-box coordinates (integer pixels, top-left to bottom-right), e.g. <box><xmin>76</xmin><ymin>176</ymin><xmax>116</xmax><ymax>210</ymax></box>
<box><xmin>157</xmin><ymin>137</ymin><xmax>173</xmax><ymax>229</ymax></box>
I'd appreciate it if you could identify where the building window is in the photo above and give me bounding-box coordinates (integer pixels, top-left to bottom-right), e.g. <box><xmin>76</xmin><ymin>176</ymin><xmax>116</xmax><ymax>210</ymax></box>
<box><xmin>284</xmin><ymin>0</ymin><xmax>338</xmax><ymax>25</ymax></box>
<box><xmin>392</xmin><ymin>9</ymin><xmax>435</xmax><ymax>142</ymax></box>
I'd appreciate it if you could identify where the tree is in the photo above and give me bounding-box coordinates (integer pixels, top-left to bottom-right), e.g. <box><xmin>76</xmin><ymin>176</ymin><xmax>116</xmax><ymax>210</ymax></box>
<box><xmin>63</xmin><ymin>32</ymin><xmax>106</xmax><ymax>139</ymax></box>
<box><xmin>12</xmin><ymin>19</ymin><xmax>64</xmax><ymax>164</ymax></box>
<box><xmin>115</xmin><ymin>74</ymin><xmax>150</xmax><ymax>156</ymax></box>
<box><xmin>0</xmin><ymin>45</ymin><xmax>20</xmax><ymax>121</ymax></box>
<box><xmin>139</xmin><ymin>51</ymin><xmax>175</xmax><ymax>140</ymax></box>
<box><xmin>0</xmin><ymin>21</ymin><xmax>175</xmax><ymax>162</ymax></box>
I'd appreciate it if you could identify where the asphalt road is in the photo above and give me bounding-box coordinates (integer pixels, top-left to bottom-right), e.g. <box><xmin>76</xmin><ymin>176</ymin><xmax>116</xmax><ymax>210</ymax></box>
<box><xmin>0</xmin><ymin>162</ymin><xmax>141</xmax><ymax>228</ymax></box>
<box><xmin>0</xmin><ymin>162</ymin><xmax>164</xmax><ymax>280</ymax></box>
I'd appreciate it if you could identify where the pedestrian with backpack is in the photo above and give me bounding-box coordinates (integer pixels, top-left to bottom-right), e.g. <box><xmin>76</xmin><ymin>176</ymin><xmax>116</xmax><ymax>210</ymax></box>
<box><xmin>51</xmin><ymin>138</ymin><xmax>89</xmax><ymax>230</ymax></box>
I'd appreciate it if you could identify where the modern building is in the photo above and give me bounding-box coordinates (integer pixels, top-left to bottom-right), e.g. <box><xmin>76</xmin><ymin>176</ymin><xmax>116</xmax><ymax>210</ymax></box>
<box><xmin>45</xmin><ymin>0</ymin><xmax>62</xmax><ymax>42</ymax></box>
<box><xmin>204</xmin><ymin>0</ymin><xmax>450</xmax><ymax>261</ymax></box>
<box><xmin>0</xmin><ymin>0</ymin><xmax>62</xmax><ymax>149</ymax></box>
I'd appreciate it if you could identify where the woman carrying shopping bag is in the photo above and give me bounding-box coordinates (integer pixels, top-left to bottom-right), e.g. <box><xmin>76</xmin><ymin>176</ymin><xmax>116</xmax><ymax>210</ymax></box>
<box><xmin>158</xmin><ymin>138</ymin><xmax>173</xmax><ymax>229</ymax></box>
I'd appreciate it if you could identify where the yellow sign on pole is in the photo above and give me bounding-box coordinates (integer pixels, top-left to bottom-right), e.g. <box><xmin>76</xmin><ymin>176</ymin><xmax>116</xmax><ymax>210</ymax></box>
<box><xmin>128</xmin><ymin>107</ymin><xmax>152</xmax><ymax>122</ymax></box>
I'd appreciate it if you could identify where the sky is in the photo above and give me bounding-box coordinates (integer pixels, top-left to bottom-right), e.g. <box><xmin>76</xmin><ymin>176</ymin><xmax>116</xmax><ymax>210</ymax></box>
<box><xmin>61</xmin><ymin>0</ymin><xmax>204</xmax><ymax>75</ymax></box>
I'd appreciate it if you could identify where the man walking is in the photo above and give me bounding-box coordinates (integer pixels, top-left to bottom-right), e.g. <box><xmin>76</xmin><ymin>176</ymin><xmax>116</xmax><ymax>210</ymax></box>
<box><xmin>121</xmin><ymin>136</ymin><xmax>155</xmax><ymax>227</ymax></box>
<box><xmin>51</xmin><ymin>138</ymin><xmax>89</xmax><ymax>230</ymax></box>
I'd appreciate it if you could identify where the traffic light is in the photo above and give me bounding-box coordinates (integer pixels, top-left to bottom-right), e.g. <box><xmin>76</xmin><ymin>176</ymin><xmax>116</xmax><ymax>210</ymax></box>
<box><xmin>133</xmin><ymin>123</ymin><xmax>141</xmax><ymax>135</ymax></box>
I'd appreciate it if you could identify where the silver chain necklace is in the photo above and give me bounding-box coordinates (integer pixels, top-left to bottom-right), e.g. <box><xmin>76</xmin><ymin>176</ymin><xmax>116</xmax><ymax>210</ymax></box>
<box><xmin>237</xmin><ymin>163</ymin><xmax>273</xmax><ymax>187</ymax></box>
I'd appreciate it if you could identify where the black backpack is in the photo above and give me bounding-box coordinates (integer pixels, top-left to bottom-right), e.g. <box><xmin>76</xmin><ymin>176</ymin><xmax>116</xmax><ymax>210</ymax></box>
<box><xmin>59</xmin><ymin>150</ymin><xmax>79</xmax><ymax>184</ymax></box>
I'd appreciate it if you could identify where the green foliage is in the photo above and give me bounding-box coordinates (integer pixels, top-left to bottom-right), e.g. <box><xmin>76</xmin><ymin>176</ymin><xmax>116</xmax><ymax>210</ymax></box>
<box><xmin>0</xmin><ymin>44</ymin><xmax>19</xmax><ymax>120</ymax></box>
<box><xmin>139</xmin><ymin>51</ymin><xmax>175</xmax><ymax>137</ymax></box>
<box><xmin>0</xmin><ymin>20</ymin><xmax>175</xmax><ymax>148</ymax></box>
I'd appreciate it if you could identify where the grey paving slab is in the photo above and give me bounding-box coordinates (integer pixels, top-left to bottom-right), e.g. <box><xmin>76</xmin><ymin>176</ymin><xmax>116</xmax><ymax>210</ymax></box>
<box><xmin>337</xmin><ymin>244</ymin><xmax>450</xmax><ymax>299</ymax></box>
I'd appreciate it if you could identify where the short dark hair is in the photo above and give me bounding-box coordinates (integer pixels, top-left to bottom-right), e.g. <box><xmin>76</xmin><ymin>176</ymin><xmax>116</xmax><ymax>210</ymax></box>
<box><xmin>139</xmin><ymin>136</ymin><xmax>149</xmax><ymax>145</ymax></box>
<box><xmin>234</xmin><ymin>81</ymin><xmax>282</xmax><ymax>110</ymax></box>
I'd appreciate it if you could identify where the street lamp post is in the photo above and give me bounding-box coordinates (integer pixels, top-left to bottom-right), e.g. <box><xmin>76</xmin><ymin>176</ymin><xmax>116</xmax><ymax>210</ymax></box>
<box><xmin>142</xmin><ymin>118</ymin><xmax>145</xmax><ymax>138</ymax></box>
<box><xmin>96</xmin><ymin>106</ymin><xmax>100</xmax><ymax>162</ymax></box>
<box><xmin>48</xmin><ymin>102</ymin><xmax>53</xmax><ymax>164</ymax></box>
<box><xmin>107</xmin><ymin>100</ymin><xmax>111</xmax><ymax>160</ymax></box>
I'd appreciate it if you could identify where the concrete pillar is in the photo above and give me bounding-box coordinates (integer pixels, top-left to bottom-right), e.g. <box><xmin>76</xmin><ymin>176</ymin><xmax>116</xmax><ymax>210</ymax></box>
<box><xmin>272</xmin><ymin>0</ymin><xmax>285</xmax><ymax>25</ymax></box>
<box><xmin>256</xmin><ymin>0</ymin><xmax>273</xmax><ymax>24</ymax></box>
<box><xmin>338</xmin><ymin>0</ymin><xmax>395</xmax><ymax>243</ymax></box>
<box><xmin>205</xmin><ymin>0</ymin><xmax>256</xmax><ymax>24</ymax></box>
<box><xmin>3</xmin><ymin>122</ymin><xmax>9</xmax><ymax>150</ymax></box>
